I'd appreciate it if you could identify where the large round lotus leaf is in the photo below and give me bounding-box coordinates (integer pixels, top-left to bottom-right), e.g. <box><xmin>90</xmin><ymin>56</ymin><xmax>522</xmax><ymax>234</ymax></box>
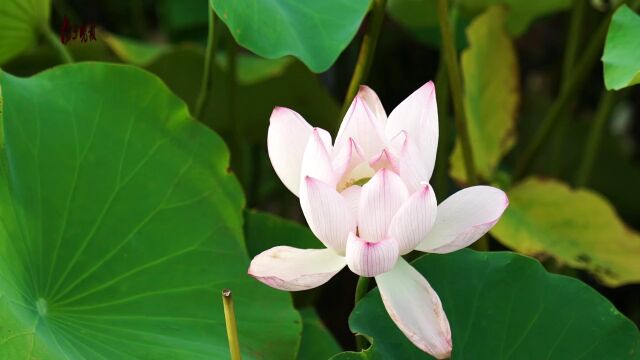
<box><xmin>0</xmin><ymin>0</ymin><xmax>50</xmax><ymax>64</ymax></box>
<box><xmin>209</xmin><ymin>0</ymin><xmax>371</xmax><ymax>73</ymax></box>
<box><xmin>332</xmin><ymin>250</ymin><xmax>640</xmax><ymax>359</ymax></box>
<box><xmin>0</xmin><ymin>63</ymin><xmax>300</xmax><ymax>359</ymax></box>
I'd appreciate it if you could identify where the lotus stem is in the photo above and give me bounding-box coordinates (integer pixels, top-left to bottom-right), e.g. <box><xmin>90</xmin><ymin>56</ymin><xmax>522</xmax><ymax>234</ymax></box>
<box><xmin>339</xmin><ymin>0</ymin><xmax>387</xmax><ymax>124</ymax></box>
<box><xmin>222</xmin><ymin>289</ymin><xmax>242</xmax><ymax>360</ymax></box>
<box><xmin>434</xmin><ymin>53</ymin><xmax>451</xmax><ymax>201</ymax></box>
<box><xmin>195</xmin><ymin>7</ymin><xmax>216</xmax><ymax>119</ymax></box>
<box><xmin>354</xmin><ymin>276</ymin><xmax>371</xmax><ymax>351</ymax></box>
<box><xmin>575</xmin><ymin>90</ymin><xmax>618</xmax><ymax>187</ymax></box>
<box><xmin>41</xmin><ymin>25</ymin><xmax>74</xmax><ymax>64</ymax></box>
<box><xmin>436</xmin><ymin>0</ymin><xmax>478</xmax><ymax>185</ymax></box>
<box><xmin>514</xmin><ymin>12</ymin><xmax>612</xmax><ymax>180</ymax></box>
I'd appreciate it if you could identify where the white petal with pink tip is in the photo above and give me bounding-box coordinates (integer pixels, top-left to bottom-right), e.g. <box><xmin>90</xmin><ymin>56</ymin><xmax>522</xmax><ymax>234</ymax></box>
<box><xmin>416</xmin><ymin>185</ymin><xmax>509</xmax><ymax>253</ymax></box>
<box><xmin>267</xmin><ymin>107</ymin><xmax>312</xmax><ymax>196</ymax></box>
<box><xmin>300</xmin><ymin>128</ymin><xmax>337</xmax><ymax>186</ymax></box>
<box><xmin>385</xmin><ymin>82</ymin><xmax>438</xmax><ymax>181</ymax></box>
<box><xmin>389</xmin><ymin>183</ymin><xmax>437</xmax><ymax>255</ymax></box>
<box><xmin>300</xmin><ymin>177</ymin><xmax>356</xmax><ymax>254</ymax></box>
<box><xmin>335</xmin><ymin>96</ymin><xmax>386</xmax><ymax>159</ymax></box>
<box><xmin>249</xmin><ymin>246</ymin><xmax>346</xmax><ymax>291</ymax></box>
<box><xmin>345</xmin><ymin>233</ymin><xmax>399</xmax><ymax>277</ymax></box>
<box><xmin>358</xmin><ymin>169</ymin><xmax>409</xmax><ymax>243</ymax></box>
<box><xmin>375</xmin><ymin>258</ymin><xmax>452</xmax><ymax>359</ymax></box>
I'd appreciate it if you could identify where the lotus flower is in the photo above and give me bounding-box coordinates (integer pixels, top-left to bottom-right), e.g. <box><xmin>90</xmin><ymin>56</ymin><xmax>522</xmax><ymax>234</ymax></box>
<box><xmin>249</xmin><ymin>82</ymin><xmax>509</xmax><ymax>359</ymax></box>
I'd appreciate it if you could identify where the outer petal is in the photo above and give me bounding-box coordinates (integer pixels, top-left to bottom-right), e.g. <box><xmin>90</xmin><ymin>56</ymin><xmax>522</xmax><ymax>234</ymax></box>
<box><xmin>345</xmin><ymin>233</ymin><xmax>399</xmax><ymax>277</ymax></box>
<box><xmin>416</xmin><ymin>186</ymin><xmax>509</xmax><ymax>253</ymax></box>
<box><xmin>358</xmin><ymin>169</ymin><xmax>409</xmax><ymax>242</ymax></box>
<box><xmin>389</xmin><ymin>183</ymin><xmax>437</xmax><ymax>255</ymax></box>
<box><xmin>267</xmin><ymin>107</ymin><xmax>313</xmax><ymax>196</ymax></box>
<box><xmin>300</xmin><ymin>177</ymin><xmax>357</xmax><ymax>255</ymax></box>
<box><xmin>300</xmin><ymin>128</ymin><xmax>338</xmax><ymax>186</ymax></box>
<box><xmin>390</xmin><ymin>131</ymin><xmax>431</xmax><ymax>192</ymax></box>
<box><xmin>249</xmin><ymin>246</ymin><xmax>346</xmax><ymax>291</ymax></box>
<box><xmin>335</xmin><ymin>95</ymin><xmax>386</xmax><ymax>159</ymax></box>
<box><xmin>385</xmin><ymin>82</ymin><xmax>438</xmax><ymax>181</ymax></box>
<box><xmin>375</xmin><ymin>258</ymin><xmax>452</xmax><ymax>359</ymax></box>
<box><xmin>358</xmin><ymin>85</ymin><xmax>387</xmax><ymax>124</ymax></box>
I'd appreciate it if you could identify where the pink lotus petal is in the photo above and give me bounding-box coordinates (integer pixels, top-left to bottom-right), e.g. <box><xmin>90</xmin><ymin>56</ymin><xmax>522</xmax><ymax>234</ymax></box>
<box><xmin>389</xmin><ymin>183</ymin><xmax>437</xmax><ymax>254</ymax></box>
<box><xmin>416</xmin><ymin>185</ymin><xmax>509</xmax><ymax>253</ymax></box>
<box><xmin>301</xmin><ymin>127</ymin><xmax>338</xmax><ymax>187</ymax></box>
<box><xmin>385</xmin><ymin>82</ymin><xmax>438</xmax><ymax>182</ymax></box>
<box><xmin>358</xmin><ymin>85</ymin><xmax>387</xmax><ymax>125</ymax></box>
<box><xmin>332</xmin><ymin>137</ymin><xmax>366</xmax><ymax>184</ymax></box>
<box><xmin>249</xmin><ymin>246</ymin><xmax>346</xmax><ymax>291</ymax></box>
<box><xmin>341</xmin><ymin>185</ymin><xmax>361</xmax><ymax>220</ymax></box>
<box><xmin>335</xmin><ymin>96</ymin><xmax>386</xmax><ymax>159</ymax></box>
<box><xmin>358</xmin><ymin>169</ymin><xmax>409</xmax><ymax>242</ymax></box>
<box><xmin>369</xmin><ymin>148</ymin><xmax>399</xmax><ymax>173</ymax></box>
<box><xmin>267</xmin><ymin>107</ymin><xmax>312</xmax><ymax>196</ymax></box>
<box><xmin>300</xmin><ymin>176</ymin><xmax>357</xmax><ymax>254</ymax></box>
<box><xmin>376</xmin><ymin>258</ymin><xmax>452</xmax><ymax>359</ymax></box>
<box><xmin>390</xmin><ymin>131</ymin><xmax>432</xmax><ymax>192</ymax></box>
<box><xmin>345</xmin><ymin>233</ymin><xmax>399</xmax><ymax>277</ymax></box>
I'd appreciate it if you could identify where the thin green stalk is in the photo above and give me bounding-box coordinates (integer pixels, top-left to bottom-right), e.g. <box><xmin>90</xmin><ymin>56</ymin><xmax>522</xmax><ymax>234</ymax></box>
<box><xmin>354</xmin><ymin>276</ymin><xmax>371</xmax><ymax>351</ymax></box>
<box><xmin>547</xmin><ymin>0</ymin><xmax>587</xmax><ymax>176</ymax></box>
<box><xmin>562</xmin><ymin>0</ymin><xmax>587</xmax><ymax>87</ymax></box>
<box><xmin>434</xmin><ymin>54</ymin><xmax>451</xmax><ymax>201</ymax></box>
<box><xmin>513</xmin><ymin>14</ymin><xmax>611</xmax><ymax>180</ymax></box>
<box><xmin>575</xmin><ymin>91</ymin><xmax>617</xmax><ymax>187</ymax></box>
<box><xmin>227</xmin><ymin>36</ymin><xmax>246</xmax><ymax>188</ymax></box>
<box><xmin>436</xmin><ymin>0</ymin><xmax>477</xmax><ymax>185</ymax></box>
<box><xmin>222</xmin><ymin>289</ymin><xmax>242</xmax><ymax>360</ymax></box>
<box><xmin>195</xmin><ymin>8</ymin><xmax>216</xmax><ymax>119</ymax></box>
<box><xmin>339</xmin><ymin>0</ymin><xmax>387</xmax><ymax>122</ymax></box>
<box><xmin>41</xmin><ymin>25</ymin><xmax>73</xmax><ymax>64</ymax></box>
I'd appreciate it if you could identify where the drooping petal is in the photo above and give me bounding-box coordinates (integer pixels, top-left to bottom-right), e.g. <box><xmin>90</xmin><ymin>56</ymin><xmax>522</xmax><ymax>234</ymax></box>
<box><xmin>341</xmin><ymin>185</ymin><xmax>361</xmax><ymax>220</ymax></box>
<box><xmin>416</xmin><ymin>186</ymin><xmax>509</xmax><ymax>253</ymax></box>
<box><xmin>358</xmin><ymin>85</ymin><xmax>387</xmax><ymax>124</ymax></box>
<box><xmin>300</xmin><ymin>128</ymin><xmax>337</xmax><ymax>186</ymax></box>
<box><xmin>389</xmin><ymin>131</ymin><xmax>431</xmax><ymax>192</ymax></box>
<box><xmin>249</xmin><ymin>246</ymin><xmax>347</xmax><ymax>291</ymax></box>
<box><xmin>389</xmin><ymin>183</ymin><xmax>437</xmax><ymax>255</ymax></box>
<box><xmin>267</xmin><ymin>107</ymin><xmax>313</xmax><ymax>196</ymax></box>
<box><xmin>345</xmin><ymin>233</ymin><xmax>399</xmax><ymax>277</ymax></box>
<box><xmin>375</xmin><ymin>258</ymin><xmax>452</xmax><ymax>359</ymax></box>
<box><xmin>385</xmin><ymin>82</ymin><xmax>438</xmax><ymax>181</ymax></box>
<box><xmin>332</xmin><ymin>137</ymin><xmax>366</xmax><ymax>185</ymax></box>
<box><xmin>335</xmin><ymin>96</ymin><xmax>386</xmax><ymax>159</ymax></box>
<box><xmin>358</xmin><ymin>169</ymin><xmax>409</xmax><ymax>242</ymax></box>
<box><xmin>300</xmin><ymin>176</ymin><xmax>357</xmax><ymax>254</ymax></box>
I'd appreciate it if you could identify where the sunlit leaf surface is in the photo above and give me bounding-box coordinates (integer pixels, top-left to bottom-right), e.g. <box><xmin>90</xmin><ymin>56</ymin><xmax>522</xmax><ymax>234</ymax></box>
<box><xmin>0</xmin><ymin>63</ymin><xmax>301</xmax><ymax>359</ymax></box>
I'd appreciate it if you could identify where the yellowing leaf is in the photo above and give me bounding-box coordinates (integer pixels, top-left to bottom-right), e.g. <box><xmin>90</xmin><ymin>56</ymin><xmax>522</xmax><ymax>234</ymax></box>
<box><xmin>491</xmin><ymin>178</ymin><xmax>640</xmax><ymax>287</ymax></box>
<box><xmin>450</xmin><ymin>6</ymin><xmax>519</xmax><ymax>183</ymax></box>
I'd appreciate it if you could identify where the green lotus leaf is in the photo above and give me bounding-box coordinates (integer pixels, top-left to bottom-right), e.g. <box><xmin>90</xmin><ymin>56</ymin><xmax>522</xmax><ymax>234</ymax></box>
<box><xmin>0</xmin><ymin>63</ymin><xmax>300</xmax><ymax>359</ymax></box>
<box><xmin>332</xmin><ymin>250</ymin><xmax>640</xmax><ymax>359</ymax></box>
